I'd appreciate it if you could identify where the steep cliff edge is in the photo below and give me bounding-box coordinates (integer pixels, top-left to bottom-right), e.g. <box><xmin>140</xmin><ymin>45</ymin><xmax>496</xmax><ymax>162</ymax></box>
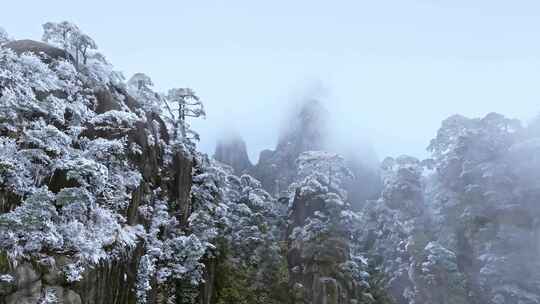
<box><xmin>286</xmin><ymin>152</ymin><xmax>373</xmax><ymax>304</ymax></box>
<box><xmin>248</xmin><ymin>99</ymin><xmax>381</xmax><ymax>207</ymax></box>
<box><xmin>250</xmin><ymin>99</ymin><xmax>329</xmax><ymax>196</ymax></box>
<box><xmin>213</xmin><ymin>135</ymin><xmax>252</xmax><ymax>175</ymax></box>
<box><xmin>0</xmin><ymin>38</ymin><xmax>197</xmax><ymax>304</ymax></box>
<box><xmin>6</xmin><ymin>21</ymin><xmax>539</xmax><ymax>304</ymax></box>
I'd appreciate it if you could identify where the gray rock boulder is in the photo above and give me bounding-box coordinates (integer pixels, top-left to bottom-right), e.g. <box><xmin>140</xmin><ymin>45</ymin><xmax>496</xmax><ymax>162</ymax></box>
<box><xmin>3</xmin><ymin>40</ymin><xmax>74</xmax><ymax>63</ymax></box>
<box><xmin>5</xmin><ymin>279</ymin><xmax>41</xmax><ymax>304</ymax></box>
<box><xmin>13</xmin><ymin>264</ymin><xmax>39</xmax><ymax>290</ymax></box>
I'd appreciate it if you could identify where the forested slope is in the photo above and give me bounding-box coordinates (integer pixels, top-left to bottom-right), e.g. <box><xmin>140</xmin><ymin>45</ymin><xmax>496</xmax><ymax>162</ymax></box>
<box><xmin>0</xmin><ymin>22</ymin><xmax>539</xmax><ymax>304</ymax></box>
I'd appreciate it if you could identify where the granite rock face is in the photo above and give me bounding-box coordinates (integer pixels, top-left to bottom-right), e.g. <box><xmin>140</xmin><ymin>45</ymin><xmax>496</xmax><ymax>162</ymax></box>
<box><xmin>0</xmin><ymin>40</ymin><xmax>195</xmax><ymax>304</ymax></box>
<box><xmin>251</xmin><ymin>99</ymin><xmax>328</xmax><ymax>196</ymax></box>
<box><xmin>249</xmin><ymin>99</ymin><xmax>381</xmax><ymax>204</ymax></box>
<box><xmin>287</xmin><ymin>190</ymin><xmax>366</xmax><ymax>304</ymax></box>
<box><xmin>213</xmin><ymin>135</ymin><xmax>252</xmax><ymax>175</ymax></box>
<box><xmin>1</xmin><ymin>263</ymin><xmax>81</xmax><ymax>304</ymax></box>
<box><xmin>4</xmin><ymin>39</ymin><xmax>74</xmax><ymax>63</ymax></box>
<box><xmin>0</xmin><ymin>109</ymin><xmax>193</xmax><ymax>304</ymax></box>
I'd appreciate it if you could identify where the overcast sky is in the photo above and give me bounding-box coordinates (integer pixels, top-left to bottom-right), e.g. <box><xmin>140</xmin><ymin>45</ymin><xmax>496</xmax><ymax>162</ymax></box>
<box><xmin>2</xmin><ymin>0</ymin><xmax>540</xmax><ymax>162</ymax></box>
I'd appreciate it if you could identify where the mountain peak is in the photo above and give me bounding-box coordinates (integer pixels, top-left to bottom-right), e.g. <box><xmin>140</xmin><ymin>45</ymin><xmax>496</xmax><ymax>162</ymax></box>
<box><xmin>213</xmin><ymin>133</ymin><xmax>252</xmax><ymax>175</ymax></box>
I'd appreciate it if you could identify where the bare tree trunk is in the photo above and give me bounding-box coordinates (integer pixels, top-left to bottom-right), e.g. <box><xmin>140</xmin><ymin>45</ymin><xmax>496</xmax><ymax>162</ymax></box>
<box><xmin>179</xmin><ymin>101</ymin><xmax>186</xmax><ymax>139</ymax></box>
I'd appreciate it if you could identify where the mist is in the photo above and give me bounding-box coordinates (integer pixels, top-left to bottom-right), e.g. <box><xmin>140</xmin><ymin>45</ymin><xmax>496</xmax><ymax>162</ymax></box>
<box><xmin>1</xmin><ymin>2</ymin><xmax>540</xmax><ymax>304</ymax></box>
<box><xmin>3</xmin><ymin>1</ymin><xmax>540</xmax><ymax>163</ymax></box>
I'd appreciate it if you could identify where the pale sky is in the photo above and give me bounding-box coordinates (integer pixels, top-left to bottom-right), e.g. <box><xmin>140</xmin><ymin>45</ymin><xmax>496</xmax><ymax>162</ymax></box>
<box><xmin>2</xmin><ymin>0</ymin><xmax>540</xmax><ymax>162</ymax></box>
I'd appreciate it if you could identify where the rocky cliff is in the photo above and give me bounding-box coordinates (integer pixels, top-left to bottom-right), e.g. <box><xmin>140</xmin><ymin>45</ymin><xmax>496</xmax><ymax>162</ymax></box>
<box><xmin>7</xmin><ymin>21</ymin><xmax>539</xmax><ymax>304</ymax></box>
<box><xmin>213</xmin><ymin>135</ymin><xmax>252</xmax><ymax>175</ymax></box>
<box><xmin>286</xmin><ymin>152</ymin><xmax>373</xmax><ymax>304</ymax></box>
<box><xmin>287</xmin><ymin>191</ymin><xmax>361</xmax><ymax>304</ymax></box>
<box><xmin>246</xmin><ymin>99</ymin><xmax>381</xmax><ymax>205</ymax></box>
<box><xmin>0</xmin><ymin>39</ymin><xmax>196</xmax><ymax>304</ymax></box>
<box><xmin>250</xmin><ymin>99</ymin><xmax>329</xmax><ymax>196</ymax></box>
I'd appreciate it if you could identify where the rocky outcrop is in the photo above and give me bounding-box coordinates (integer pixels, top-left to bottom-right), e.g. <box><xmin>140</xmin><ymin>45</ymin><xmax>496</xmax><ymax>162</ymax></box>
<box><xmin>0</xmin><ymin>110</ymin><xmax>193</xmax><ymax>304</ymax></box>
<box><xmin>197</xmin><ymin>258</ymin><xmax>216</xmax><ymax>304</ymax></box>
<box><xmin>287</xmin><ymin>189</ymin><xmax>366</xmax><ymax>304</ymax></box>
<box><xmin>250</xmin><ymin>99</ymin><xmax>381</xmax><ymax>203</ymax></box>
<box><xmin>251</xmin><ymin>99</ymin><xmax>328</xmax><ymax>196</ymax></box>
<box><xmin>0</xmin><ymin>40</ymin><xmax>195</xmax><ymax>303</ymax></box>
<box><xmin>4</xmin><ymin>39</ymin><xmax>74</xmax><ymax>63</ymax></box>
<box><xmin>213</xmin><ymin>135</ymin><xmax>252</xmax><ymax>175</ymax></box>
<box><xmin>0</xmin><ymin>262</ymin><xmax>83</xmax><ymax>304</ymax></box>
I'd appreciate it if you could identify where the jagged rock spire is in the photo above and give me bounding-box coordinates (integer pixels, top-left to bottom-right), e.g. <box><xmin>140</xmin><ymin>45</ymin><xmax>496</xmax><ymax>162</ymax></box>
<box><xmin>276</xmin><ymin>98</ymin><xmax>328</xmax><ymax>154</ymax></box>
<box><xmin>251</xmin><ymin>99</ymin><xmax>329</xmax><ymax>196</ymax></box>
<box><xmin>213</xmin><ymin>134</ymin><xmax>253</xmax><ymax>175</ymax></box>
